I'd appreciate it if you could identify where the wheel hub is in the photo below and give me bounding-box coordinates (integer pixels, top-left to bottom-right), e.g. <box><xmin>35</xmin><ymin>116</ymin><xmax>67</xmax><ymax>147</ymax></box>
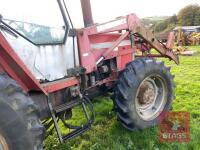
<box><xmin>137</xmin><ymin>80</ymin><xmax>156</xmax><ymax>106</ymax></box>
<box><xmin>136</xmin><ymin>75</ymin><xmax>167</xmax><ymax>121</ymax></box>
<box><xmin>0</xmin><ymin>133</ymin><xmax>9</xmax><ymax>150</ymax></box>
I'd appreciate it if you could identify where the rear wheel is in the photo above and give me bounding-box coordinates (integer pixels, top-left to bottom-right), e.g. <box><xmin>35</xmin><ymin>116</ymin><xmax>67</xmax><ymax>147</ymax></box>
<box><xmin>0</xmin><ymin>74</ymin><xmax>45</xmax><ymax>150</ymax></box>
<box><xmin>113</xmin><ymin>58</ymin><xmax>175</xmax><ymax>130</ymax></box>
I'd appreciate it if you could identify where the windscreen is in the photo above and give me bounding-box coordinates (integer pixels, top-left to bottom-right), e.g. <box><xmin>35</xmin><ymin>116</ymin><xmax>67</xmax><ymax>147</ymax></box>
<box><xmin>0</xmin><ymin>0</ymin><xmax>67</xmax><ymax>45</ymax></box>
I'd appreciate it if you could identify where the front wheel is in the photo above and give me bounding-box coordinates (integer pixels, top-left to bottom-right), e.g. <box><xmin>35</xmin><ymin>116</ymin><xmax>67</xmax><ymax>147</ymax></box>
<box><xmin>0</xmin><ymin>74</ymin><xmax>45</xmax><ymax>150</ymax></box>
<box><xmin>113</xmin><ymin>58</ymin><xmax>175</xmax><ymax>130</ymax></box>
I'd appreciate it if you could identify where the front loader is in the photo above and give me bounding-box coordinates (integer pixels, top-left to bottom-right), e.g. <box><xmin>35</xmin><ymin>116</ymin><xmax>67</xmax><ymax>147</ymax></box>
<box><xmin>0</xmin><ymin>0</ymin><xmax>179</xmax><ymax>149</ymax></box>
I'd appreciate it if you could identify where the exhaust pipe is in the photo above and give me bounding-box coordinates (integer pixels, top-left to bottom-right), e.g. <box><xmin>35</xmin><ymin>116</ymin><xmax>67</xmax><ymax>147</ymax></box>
<box><xmin>80</xmin><ymin>0</ymin><xmax>94</xmax><ymax>27</ymax></box>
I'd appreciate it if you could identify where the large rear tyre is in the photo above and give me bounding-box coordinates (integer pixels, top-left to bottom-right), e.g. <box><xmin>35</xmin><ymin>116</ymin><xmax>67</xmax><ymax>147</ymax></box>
<box><xmin>0</xmin><ymin>74</ymin><xmax>45</xmax><ymax>150</ymax></box>
<box><xmin>113</xmin><ymin>58</ymin><xmax>175</xmax><ymax>130</ymax></box>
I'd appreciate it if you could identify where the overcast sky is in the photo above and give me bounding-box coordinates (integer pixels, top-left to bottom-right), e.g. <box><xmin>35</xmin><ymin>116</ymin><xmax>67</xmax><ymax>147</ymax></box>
<box><xmin>70</xmin><ymin>0</ymin><xmax>200</xmax><ymax>27</ymax></box>
<box><xmin>1</xmin><ymin>0</ymin><xmax>200</xmax><ymax>28</ymax></box>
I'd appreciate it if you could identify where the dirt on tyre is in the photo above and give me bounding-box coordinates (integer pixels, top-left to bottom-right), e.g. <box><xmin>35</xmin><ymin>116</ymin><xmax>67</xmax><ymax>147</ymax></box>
<box><xmin>0</xmin><ymin>74</ymin><xmax>45</xmax><ymax>150</ymax></box>
<box><xmin>113</xmin><ymin>58</ymin><xmax>175</xmax><ymax>130</ymax></box>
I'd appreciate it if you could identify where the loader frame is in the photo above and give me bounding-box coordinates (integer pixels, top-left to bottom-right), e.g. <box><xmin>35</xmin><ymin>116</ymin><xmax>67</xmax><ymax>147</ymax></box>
<box><xmin>0</xmin><ymin>14</ymin><xmax>178</xmax><ymax>95</ymax></box>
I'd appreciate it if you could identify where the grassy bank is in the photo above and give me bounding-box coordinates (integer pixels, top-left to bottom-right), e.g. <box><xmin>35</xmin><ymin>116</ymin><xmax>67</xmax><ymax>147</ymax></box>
<box><xmin>46</xmin><ymin>46</ymin><xmax>200</xmax><ymax>150</ymax></box>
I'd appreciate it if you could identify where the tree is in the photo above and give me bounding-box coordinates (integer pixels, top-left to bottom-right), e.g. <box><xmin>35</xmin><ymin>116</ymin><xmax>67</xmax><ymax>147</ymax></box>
<box><xmin>178</xmin><ymin>4</ymin><xmax>200</xmax><ymax>26</ymax></box>
<box><xmin>194</xmin><ymin>9</ymin><xmax>200</xmax><ymax>26</ymax></box>
<box><xmin>150</xmin><ymin>4</ymin><xmax>200</xmax><ymax>33</ymax></box>
<box><xmin>154</xmin><ymin>21</ymin><xmax>168</xmax><ymax>32</ymax></box>
<box><xmin>169</xmin><ymin>15</ymin><xmax>178</xmax><ymax>24</ymax></box>
<box><xmin>154</xmin><ymin>15</ymin><xmax>177</xmax><ymax>33</ymax></box>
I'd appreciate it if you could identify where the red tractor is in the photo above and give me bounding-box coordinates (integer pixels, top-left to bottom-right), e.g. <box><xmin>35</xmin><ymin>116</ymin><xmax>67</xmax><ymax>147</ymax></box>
<box><xmin>0</xmin><ymin>0</ymin><xmax>179</xmax><ymax>149</ymax></box>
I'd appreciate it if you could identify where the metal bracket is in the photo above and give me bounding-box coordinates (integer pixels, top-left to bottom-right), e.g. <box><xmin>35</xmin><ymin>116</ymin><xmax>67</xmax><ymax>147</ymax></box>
<box><xmin>47</xmin><ymin>95</ymin><xmax>63</xmax><ymax>143</ymax></box>
<box><xmin>46</xmin><ymin>93</ymin><xmax>94</xmax><ymax>143</ymax></box>
<box><xmin>96</xmin><ymin>31</ymin><xmax>129</xmax><ymax>65</ymax></box>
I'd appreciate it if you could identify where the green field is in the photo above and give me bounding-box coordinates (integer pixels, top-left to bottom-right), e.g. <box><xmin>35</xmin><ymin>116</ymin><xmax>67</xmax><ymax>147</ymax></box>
<box><xmin>46</xmin><ymin>46</ymin><xmax>200</xmax><ymax>150</ymax></box>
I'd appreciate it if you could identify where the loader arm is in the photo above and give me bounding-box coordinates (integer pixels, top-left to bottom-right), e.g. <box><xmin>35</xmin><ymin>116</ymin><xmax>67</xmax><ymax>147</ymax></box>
<box><xmin>92</xmin><ymin>14</ymin><xmax>179</xmax><ymax>67</ymax></box>
<box><xmin>129</xmin><ymin>20</ymin><xmax>179</xmax><ymax>64</ymax></box>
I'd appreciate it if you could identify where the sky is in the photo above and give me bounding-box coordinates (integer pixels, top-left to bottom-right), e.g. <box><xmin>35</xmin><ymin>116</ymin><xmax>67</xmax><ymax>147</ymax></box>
<box><xmin>0</xmin><ymin>0</ymin><xmax>200</xmax><ymax>28</ymax></box>
<box><xmin>69</xmin><ymin>0</ymin><xmax>200</xmax><ymax>27</ymax></box>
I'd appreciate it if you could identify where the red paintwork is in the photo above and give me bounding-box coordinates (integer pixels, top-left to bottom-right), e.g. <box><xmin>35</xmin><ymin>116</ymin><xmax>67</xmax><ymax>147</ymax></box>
<box><xmin>117</xmin><ymin>52</ymin><xmax>133</xmax><ymax>71</ymax></box>
<box><xmin>77</xmin><ymin>15</ymin><xmax>137</xmax><ymax>73</ymax></box>
<box><xmin>42</xmin><ymin>77</ymin><xmax>79</xmax><ymax>93</ymax></box>
<box><xmin>102</xmin><ymin>32</ymin><xmax>129</xmax><ymax>58</ymax></box>
<box><xmin>0</xmin><ymin>14</ymin><xmax>177</xmax><ymax>94</ymax></box>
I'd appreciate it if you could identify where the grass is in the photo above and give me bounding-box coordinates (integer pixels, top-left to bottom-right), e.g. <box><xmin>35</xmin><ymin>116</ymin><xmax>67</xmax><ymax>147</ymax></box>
<box><xmin>45</xmin><ymin>46</ymin><xmax>200</xmax><ymax>150</ymax></box>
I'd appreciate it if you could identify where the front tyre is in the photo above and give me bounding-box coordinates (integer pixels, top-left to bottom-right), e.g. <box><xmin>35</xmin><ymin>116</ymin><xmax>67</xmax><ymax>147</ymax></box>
<box><xmin>113</xmin><ymin>58</ymin><xmax>175</xmax><ymax>130</ymax></box>
<box><xmin>0</xmin><ymin>74</ymin><xmax>45</xmax><ymax>150</ymax></box>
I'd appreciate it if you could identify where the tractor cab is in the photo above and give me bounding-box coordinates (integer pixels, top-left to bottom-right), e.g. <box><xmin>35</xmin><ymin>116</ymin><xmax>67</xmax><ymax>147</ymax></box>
<box><xmin>0</xmin><ymin>0</ymin><xmax>80</xmax><ymax>82</ymax></box>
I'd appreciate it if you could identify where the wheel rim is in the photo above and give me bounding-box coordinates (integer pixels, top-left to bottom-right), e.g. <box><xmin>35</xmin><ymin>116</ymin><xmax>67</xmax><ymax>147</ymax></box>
<box><xmin>135</xmin><ymin>75</ymin><xmax>167</xmax><ymax>121</ymax></box>
<box><xmin>0</xmin><ymin>133</ymin><xmax>9</xmax><ymax>150</ymax></box>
